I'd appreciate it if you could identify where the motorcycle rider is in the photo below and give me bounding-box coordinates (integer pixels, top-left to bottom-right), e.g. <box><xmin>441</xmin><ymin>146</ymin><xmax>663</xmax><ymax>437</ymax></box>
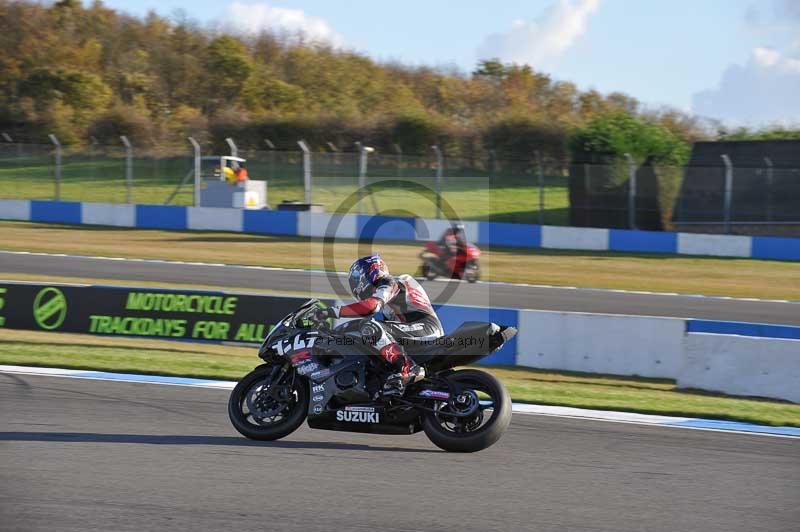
<box><xmin>438</xmin><ymin>222</ymin><xmax>468</xmax><ymax>276</ymax></box>
<box><xmin>314</xmin><ymin>254</ymin><xmax>444</xmax><ymax>396</ymax></box>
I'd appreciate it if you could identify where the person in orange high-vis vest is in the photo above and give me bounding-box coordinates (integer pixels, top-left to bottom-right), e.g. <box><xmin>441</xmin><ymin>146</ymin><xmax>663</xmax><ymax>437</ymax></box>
<box><xmin>235</xmin><ymin>165</ymin><xmax>248</xmax><ymax>183</ymax></box>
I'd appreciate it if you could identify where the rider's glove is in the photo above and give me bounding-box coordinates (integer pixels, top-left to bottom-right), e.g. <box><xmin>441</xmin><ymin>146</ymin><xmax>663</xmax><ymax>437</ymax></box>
<box><xmin>313</xmin><ymin>307</ymin><xmax>336</xmax><ymax>323</ymax></box>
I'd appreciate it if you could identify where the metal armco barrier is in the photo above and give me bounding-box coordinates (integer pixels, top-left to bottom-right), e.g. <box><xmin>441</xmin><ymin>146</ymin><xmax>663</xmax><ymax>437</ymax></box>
<box><xmin>0</xmin><ymin>281</ymin><xmax>324</xmax><ymax>343</ymax></box>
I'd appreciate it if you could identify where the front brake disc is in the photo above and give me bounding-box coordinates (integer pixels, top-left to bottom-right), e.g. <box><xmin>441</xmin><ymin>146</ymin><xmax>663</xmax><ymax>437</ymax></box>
<box><xmin>246</xmin><ymin>381</ymin><xmax>286</xmax><ymax>418</ymax></box>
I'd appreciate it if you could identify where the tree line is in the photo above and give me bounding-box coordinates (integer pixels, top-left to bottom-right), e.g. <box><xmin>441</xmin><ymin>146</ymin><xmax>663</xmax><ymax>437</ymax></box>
<box><xmin>0</xmin><ymin>0</ymin><xmax>794</xmax><ymax>165</ymax></box>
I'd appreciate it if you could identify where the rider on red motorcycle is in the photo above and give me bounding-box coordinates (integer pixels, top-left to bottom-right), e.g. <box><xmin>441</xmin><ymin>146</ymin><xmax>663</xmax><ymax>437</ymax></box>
<box><xmin>314</xmin><ymin>254</ymin><xmax>444</xmax><ymax>396</ymax></box>
<box><xmin>438</xmin><ymin>223</ymin><xmax>468</xmax><ymax>276</ymax></box>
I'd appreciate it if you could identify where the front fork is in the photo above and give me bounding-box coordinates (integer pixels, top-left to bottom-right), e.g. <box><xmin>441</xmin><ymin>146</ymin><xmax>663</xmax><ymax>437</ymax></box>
<box><xmin>258</xmin><ymin>360</ymin><xmax>293</xmax><ymax>399</ymax></box>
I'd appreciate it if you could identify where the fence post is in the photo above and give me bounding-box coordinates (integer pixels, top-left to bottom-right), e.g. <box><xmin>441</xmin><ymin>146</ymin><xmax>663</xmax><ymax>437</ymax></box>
<box><xmin>263</xmin><ymin>139</ymin><xmax>275</xmax><ymax>181</ymax></box>
<box><xmin>48</xmin><ymin>134</ymin><xmax>61</xmax><ymax>201</ymax></box>
<box><xmin>327</xmin><ymin>141</ymin><xmax>341</xmax><ymax>169</ymax></box>
<box><xmin>583</xmin><ymin>163</ymin><xmax>591</xmax><ymax>217</ymax></box>
<box><xmin>1</xmin><ymin>133</ymin><xmax>15</xmax><ymax>159</ymax></box>
<box><xmin>624</xmin><ymin>153</ymin><xmax>637</xmax><ymax>229</ymax></box>
<box><xmin>354</xmin><ymin>143</ymin><xmax>378</xmax><ymax>214</ymax></box>
<box><xmin>432</xmin><ymin>145</ymin><xmax>443</xmax><ymax>219</ymax></box>
<box><xmin>393</xmin><ymin>143</ymin><xmax>403</xmax><ymax>179</ymax></box>
<box><xmin>721</xmin><ymin>154</ymin><xmax>733</xmax><ymax>234</ymax></box>
<box><xmin>535</xmin><ymin>150</ymin><xmax>545</xmax><ymax>226</ymax></box>
<box><xmin>764</xmin><ymin>156</ymin><xmax>774</xmax><ymax>222</ymax></box>
<box><xmin>188</xmin><ymin>137</ymin><xmax>201</xmax><ymax>207</ymax></box>
<box><xmin>4</xmin><ymin>133</ymin><xmax>21</xmax><ymax>158</ymax></box>
<box><xmin>88</xmin><ymin>136</ymin><xmax>98</xmax><ymax>183</ymax></box>
<box><xmin>297</xmin><ymin>140</ymin><xmax>312</xmax><ymax>204</ymax></box>
<box><xmin>225</xmin><ymin>137</ymin><xmax>238</xmax><ymax>158</ymax></box>
<box><xmin>120</xmin><ymin>135</ymin><xmax>133</xmax><ymax>204</ymax></box>
<box><xmin>354</xmin><ymin>142</ymin><xmax>363</xmax><ymax>212</ymax></box>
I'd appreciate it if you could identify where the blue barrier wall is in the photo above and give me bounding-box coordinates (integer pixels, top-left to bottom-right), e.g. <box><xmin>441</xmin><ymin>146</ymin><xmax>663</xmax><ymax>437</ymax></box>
<box><xmin>435</xmin><ymin>304</ymin><xmax>518</xmax><ymax>365</ymax></box>
<box><xmin>751</xmin><ymin>236</ymin><xmax>800</xmax><ymax>261</ymax></box>
<box><xmin>609</xmin><ymin>229</ymin><xmax>677</xmax><ymax>254</ymax></box>
<box><xmin>135</xmin><ymin>205</ymin><xmax>187</xmax><ymax>230</ymax></box>
<box><xmin>2</xmin><ymin>199</ymin><xmax>799</xmax><ymax>261</ymax></box>
<box><xmin>478</xmin><ymin>222</ymin><xmax>541</xmax><ymax>248</ymax></box>
<box><xmin>243</xmin><ymin>210</ymin><xmax>298</xmax><ymax>235</ymax></box>
<box><xmin>30</xmin><ymin>200</ymin><xmax>81</xmax><ymax>225</ymax></box>
<box><xmin>687</xmin><ymin>319</ymin><xmax>800</xmax><ymax>340</ymax></box>
<box><xmin>357</xmin><ymin>215</ymin><xmax>417</xmax><ymax>241</ymax></box>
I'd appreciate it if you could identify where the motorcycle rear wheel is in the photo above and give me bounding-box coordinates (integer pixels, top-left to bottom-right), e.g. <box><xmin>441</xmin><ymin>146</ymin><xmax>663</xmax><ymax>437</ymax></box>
<box><xmin>228</xmin><ymin>364</ymin><xmax>309</xmax><ymax>441</ymax></box>
<box><xmin>422</xmin><ymin>369</ymin><xmax>512</xmax><ymax>452</ymax></box>
<box><xmin>465</xmin><ymin>261</ymin><xmax>480</xmax><ymax>283</ymax></box>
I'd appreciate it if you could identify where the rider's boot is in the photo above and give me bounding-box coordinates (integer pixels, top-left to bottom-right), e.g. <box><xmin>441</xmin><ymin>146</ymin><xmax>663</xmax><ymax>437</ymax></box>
<box><xmin>379</xmin><ymin>343</ymin><xmax>425</xmax><ymax>397</ymax></box>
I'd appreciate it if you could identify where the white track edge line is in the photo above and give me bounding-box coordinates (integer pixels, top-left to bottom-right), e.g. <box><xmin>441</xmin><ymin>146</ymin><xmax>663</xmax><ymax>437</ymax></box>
<box><xmin>1</xmin><ymin>365</ymin><xmax>796</xmax><ymax>439</ymax></box>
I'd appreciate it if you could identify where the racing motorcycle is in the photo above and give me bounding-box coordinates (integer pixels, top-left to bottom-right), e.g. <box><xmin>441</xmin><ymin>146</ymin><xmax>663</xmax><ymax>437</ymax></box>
<box><xmin>228</xmin><ymin>299</ymin><xmax>516</xmax><ymax>452</ymax></box>
<box><xmin>419</xmin><ymin>241</ymin><xmax>481</xmax><ymax>283</ymax></box>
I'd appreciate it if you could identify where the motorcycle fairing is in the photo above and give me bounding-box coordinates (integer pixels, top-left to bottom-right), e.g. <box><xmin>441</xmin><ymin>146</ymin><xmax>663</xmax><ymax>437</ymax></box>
<box><xmin>307</xmin><ymin>403</ymin><xmax>423</xmax><ymax>435</ymax></box>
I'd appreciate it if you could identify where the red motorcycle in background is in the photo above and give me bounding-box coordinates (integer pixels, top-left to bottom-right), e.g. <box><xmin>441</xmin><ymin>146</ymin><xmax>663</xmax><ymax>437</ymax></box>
<box><xmin>419</xmin><ymin>241</ymin><xmax>481</xmax><ymax>283</ymax></box>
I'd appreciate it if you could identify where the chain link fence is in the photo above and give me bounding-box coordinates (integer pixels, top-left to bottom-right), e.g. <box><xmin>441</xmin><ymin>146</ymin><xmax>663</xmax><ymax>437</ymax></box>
<box><xmin>675</xmin><ymin>164</ymin><xmax>800</xmax><ymax>225</ymax></box>
<box><xmin>1</xmin><ymin>137</ymin><xmax>798</xmax><ymax>232</ymax></box>
<box><xmin>0</xmin><ymin>140</ymin><xmax>193</xmax><ymax>205</ymax></box>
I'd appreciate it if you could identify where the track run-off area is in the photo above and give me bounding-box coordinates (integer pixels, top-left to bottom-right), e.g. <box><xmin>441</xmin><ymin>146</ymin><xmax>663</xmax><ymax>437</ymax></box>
<box><xmin>1</xmin><ymin>371</ymin><xmax>798</xmax><ymax>532</ymax></box>
<box><xmin>1</xmin><ymin>250</ymin><xmax>798</xmax><ymax>324</ymax></box>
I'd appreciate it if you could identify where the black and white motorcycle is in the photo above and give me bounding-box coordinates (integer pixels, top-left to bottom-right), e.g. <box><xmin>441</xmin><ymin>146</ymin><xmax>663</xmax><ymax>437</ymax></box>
<box><xmin>228</xmin><ymin>299</ymin><xmax>517</xmax><ymax>452</ymax></box>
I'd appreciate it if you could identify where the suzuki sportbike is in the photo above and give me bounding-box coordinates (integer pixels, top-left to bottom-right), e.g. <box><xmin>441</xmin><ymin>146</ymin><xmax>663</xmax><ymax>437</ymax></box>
<box><xmin>419</xmin><ymin>241</ymin><xmax>481</xmax><ymax>283</ymax></box>
<box><xmin>228</xmin><ymin>299</ymin><xmax>516</xmax><ymax>452</ymax></box>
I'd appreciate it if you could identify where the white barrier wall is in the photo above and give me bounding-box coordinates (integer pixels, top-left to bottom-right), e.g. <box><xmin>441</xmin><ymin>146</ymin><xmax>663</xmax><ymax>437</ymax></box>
<box><xmin>82</xmin><ymin>203</ymin><xmax>135</xmax><ymax>227</ymax></box>
<box><xmin>541</xmin><ymin>226</ymin><xmax>609</xmax><ymax>251</ymax></box>
<box><xmin>187</xmin><ymin>207</ymin><xmax>243</xmax><ymax>232</ymax></box>
<box><xmin>297</xmin><ymin>212</ymin><xmax>357</xmax><ymax>239</ymax></box>
<box><xmin>0</xmin><ymin>199</ymin><xmax>31</xmax><ymax>220</ymax></box>
<box><xmin>517</xmin><ymin>309</ymin><xmax>685</xmax><ymax>379</ymax></box>
<box><xmin>677</xmin><ymin>233</ymin><xmax>752</xmax><ymax>257</ymax></box>
<box><xmin>680</xmin><ymin>333</ymin><xmax>800</xmax><ymax>403</ymax></box>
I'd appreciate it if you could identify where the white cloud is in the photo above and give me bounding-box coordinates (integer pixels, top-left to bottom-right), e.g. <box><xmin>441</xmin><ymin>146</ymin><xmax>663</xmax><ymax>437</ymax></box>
<box><xmin>691</xmin><ymin>47</ymin><xmax>800</xmax><ymax>126</ymax></box>
<box><xmin>222</xmin><ymin>2</ymin><xmax>343</xmax><ymax>46</ymax></box>
<box><xmin>476</xmin><ymin>0</ymin><xmax>601</xmax><ymax>68</ymax></box>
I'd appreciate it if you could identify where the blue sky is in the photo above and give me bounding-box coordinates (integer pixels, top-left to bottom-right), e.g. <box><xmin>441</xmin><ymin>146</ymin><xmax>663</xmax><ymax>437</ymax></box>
<box><xmin>95</xmin><ymin>0</ymin><xmax>800</xmax><ymax>126</ymax></box>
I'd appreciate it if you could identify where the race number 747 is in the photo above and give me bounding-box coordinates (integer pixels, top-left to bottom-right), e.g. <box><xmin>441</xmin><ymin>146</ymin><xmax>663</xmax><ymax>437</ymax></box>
<box><xmin>0</xmin><ymin>288</ymin><xmax>6</xmax><ymax>327</ymax></box>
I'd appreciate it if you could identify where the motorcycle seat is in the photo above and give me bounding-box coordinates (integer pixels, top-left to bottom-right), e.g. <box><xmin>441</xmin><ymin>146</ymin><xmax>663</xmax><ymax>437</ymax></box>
<box><xmin>401</xmin><ymin>321</ymin><xmax>501</xmax><ymax>357</ymax></box>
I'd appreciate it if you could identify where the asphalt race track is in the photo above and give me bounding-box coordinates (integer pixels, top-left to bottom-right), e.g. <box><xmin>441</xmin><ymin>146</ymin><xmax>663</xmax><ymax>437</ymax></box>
<box><xmin>1</xmin><ymin>373</ymin><xmax>798</xmax><ymax>532</ymax></box>
<box><xmin>1</xmin><ymin>251</ymin><xmax>798</xmax><ymax>324</ymax></box>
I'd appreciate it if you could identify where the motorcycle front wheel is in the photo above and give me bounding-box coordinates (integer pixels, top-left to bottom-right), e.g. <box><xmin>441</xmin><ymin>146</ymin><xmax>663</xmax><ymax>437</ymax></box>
<box><xmin>421</xmin><ymin>261</ymin><xmax>438</xmax><ymax>281</ymax></box>
<box><xmin>422</xmin><ymin>369</ymin><xmax>512</xmax><ymax>452</ymax></box>
<box><xmin>228</xmin><ymin>364</ymin><xmax>309</xmax><ymax>441</ymax></box>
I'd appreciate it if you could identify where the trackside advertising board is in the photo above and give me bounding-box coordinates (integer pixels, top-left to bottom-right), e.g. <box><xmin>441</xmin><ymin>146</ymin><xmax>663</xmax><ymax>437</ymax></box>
<box><xmin>0</xmin><ymin>282</ymin><xmax>323</xmax><ymax>343</ymax></box>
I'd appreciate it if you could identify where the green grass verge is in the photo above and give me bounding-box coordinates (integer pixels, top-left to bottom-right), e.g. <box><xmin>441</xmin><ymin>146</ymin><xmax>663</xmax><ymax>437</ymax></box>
<box><xmin>1</xmin><ymin>221</ymin><xmax>798</xmax><ymax>300</ymax></box>
<box><xmin>1</xmin><ymin>329</ymin><xmax>798</xmax><ymax>427</ymax></box>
